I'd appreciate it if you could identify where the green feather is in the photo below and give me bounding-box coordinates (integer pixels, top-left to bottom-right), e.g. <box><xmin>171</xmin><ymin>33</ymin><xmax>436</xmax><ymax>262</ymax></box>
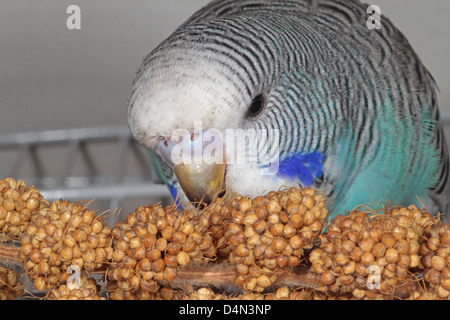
<box><xmin>330</xmin><ymin>96</ymin><xmax>440</xmax><ymax>217</ymax></box>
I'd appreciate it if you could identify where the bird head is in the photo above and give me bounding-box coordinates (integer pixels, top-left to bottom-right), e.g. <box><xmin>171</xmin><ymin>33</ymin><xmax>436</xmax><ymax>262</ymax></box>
<box><xmin>128</xmin><ymin>13</ymin><xmax>319</xmax><ymax>206</ymax></box>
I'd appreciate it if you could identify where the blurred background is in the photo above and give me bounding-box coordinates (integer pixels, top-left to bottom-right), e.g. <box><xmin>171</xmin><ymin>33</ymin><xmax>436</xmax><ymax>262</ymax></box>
<box><xmin>0</xmin><ymin>0</ymin><xmax>449</xmax><ymax>220</ymax></box>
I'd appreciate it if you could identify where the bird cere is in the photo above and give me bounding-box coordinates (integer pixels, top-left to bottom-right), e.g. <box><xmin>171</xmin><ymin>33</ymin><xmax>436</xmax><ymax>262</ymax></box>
<box><xmin>1</xmin><ymin>0</ymin><xmax>450</xmax><ymax>300</ymax></box>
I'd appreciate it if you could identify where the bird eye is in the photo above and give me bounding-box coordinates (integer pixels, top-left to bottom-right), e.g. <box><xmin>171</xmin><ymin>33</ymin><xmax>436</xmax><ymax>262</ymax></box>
<box><xmin>246</xmin><ymin>94</ymin><xmax>265</xmax><ymax>118</ymax></box>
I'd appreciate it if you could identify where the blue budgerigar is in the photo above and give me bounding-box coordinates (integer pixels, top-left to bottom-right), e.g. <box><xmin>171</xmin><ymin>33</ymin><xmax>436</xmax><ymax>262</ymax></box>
<box><xmin>128</xmin><ymin>0</ymin><xmax>449</xmax><ymax>221</ymax></box>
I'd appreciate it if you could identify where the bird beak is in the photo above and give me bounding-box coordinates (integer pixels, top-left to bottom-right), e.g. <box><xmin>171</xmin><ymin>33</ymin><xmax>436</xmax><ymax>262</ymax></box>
<box><xmin>158</xmin><ymin>128</ymin><xmax>226</xmax><ymax>204</ymax></box>
<box><xmin>174</xmin><ymin>157</ymin><xmax>225</xmax><ymax>204</ymax></box>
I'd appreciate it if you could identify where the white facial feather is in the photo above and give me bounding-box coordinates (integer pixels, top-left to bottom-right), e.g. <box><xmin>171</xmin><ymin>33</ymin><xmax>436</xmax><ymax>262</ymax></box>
<box><xmin>128</xmin><ymin>55</ymin><xmax>245</xmax><ymax>149</ymax></box>
<box><xmin>128</xmin><ymin>43</ymin><xmax>282</xmax><ymax>198</ymax></box>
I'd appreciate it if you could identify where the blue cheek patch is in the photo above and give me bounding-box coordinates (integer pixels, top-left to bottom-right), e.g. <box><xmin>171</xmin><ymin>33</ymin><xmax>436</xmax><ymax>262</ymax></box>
<box><xmin>169</xmin><ymin>184</ymin><xmax>183</xmax><ymax>210</ymax></box>
<box><xmin>277</xmin><ymin>152</ymin><xmax>324</xmax><ymax>187</ymax></box>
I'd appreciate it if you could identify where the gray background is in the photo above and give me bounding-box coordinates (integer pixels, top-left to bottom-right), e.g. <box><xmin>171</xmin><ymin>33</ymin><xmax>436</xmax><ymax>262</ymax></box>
<box><xmin>0</xmin><ymin>0</ymin><xmax>449</xmax><ymax>213</ymax></box>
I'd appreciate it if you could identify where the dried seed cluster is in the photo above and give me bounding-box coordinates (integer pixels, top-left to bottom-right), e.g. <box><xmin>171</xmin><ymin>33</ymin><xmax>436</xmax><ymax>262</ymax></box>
<box><xmin>180</xmin><ymin>287</ymin><xmax>274</xmax><ymax>300</ymax></box>
<box><xmin>0</xmin><ymin>265</ymin><xmax>23</xmax><ymax>300</ymax></box>
<box><xmin>309</xmin><ymin>205</ymin><xmax>437</xmax><ymax>299</ymax></box>
<box><xmin>215</xmin><ymin>188</ymin><xmax>328</xmax><ymax>292</ymax></box>
<box><xmin>261</xmin><ymin>287</ymin><xmax>366</xmax><ymax>300</ymax></box>
<box><xmin>107</xmin><ymin>285</ymin><xmax>365</xmax><ymax>300</ymax></box>
<box><xmin>2</xmin><ymin>175</ymin><xmax>449</xmax><ymax>300</ymax></box>
<box><xmin>262</xmin><ymin>287</ymin><xmax>309</xmax><ymax>300</ymax></box>
<box><xmin>0</xmin><ymin>178</ymin><xmax>48</xmax><ymax>241</ymax></box>
<box><xmin>107</xmin><ymin>281</ymin><xmax>185</xmax><ymax>300</ymax></box>
<box><xmin>408</xmin><ymin>290</ymin><xmax>445</xmax><ymax>300</ymax></box>
<box><xmin>420</xmin><ymin>222</ymin><xmax>450</xmax><ymax>299</ymax></box>
<box><xmin>48</xmin><ymin>271</ymin><xmax>104</xmax><ymax>300</ymax></box>
<box><xmin>182</xmin><ymin>287</ymin><xmax>223</xmax><ymax>300</ymax></box>
<box><xmin>19</xmin><ymin>200</ymin><xmax>112</xmax><ymax>291</ymax></box>
<box><xmin>107</xmin><ymin>203</ymin><xmax>217</xmax><ymax>293</ymax></box>
<box><xmin>108</xmin><ymin>284</ymin><xmax>234</xmax><ymax>301</ymax></box>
